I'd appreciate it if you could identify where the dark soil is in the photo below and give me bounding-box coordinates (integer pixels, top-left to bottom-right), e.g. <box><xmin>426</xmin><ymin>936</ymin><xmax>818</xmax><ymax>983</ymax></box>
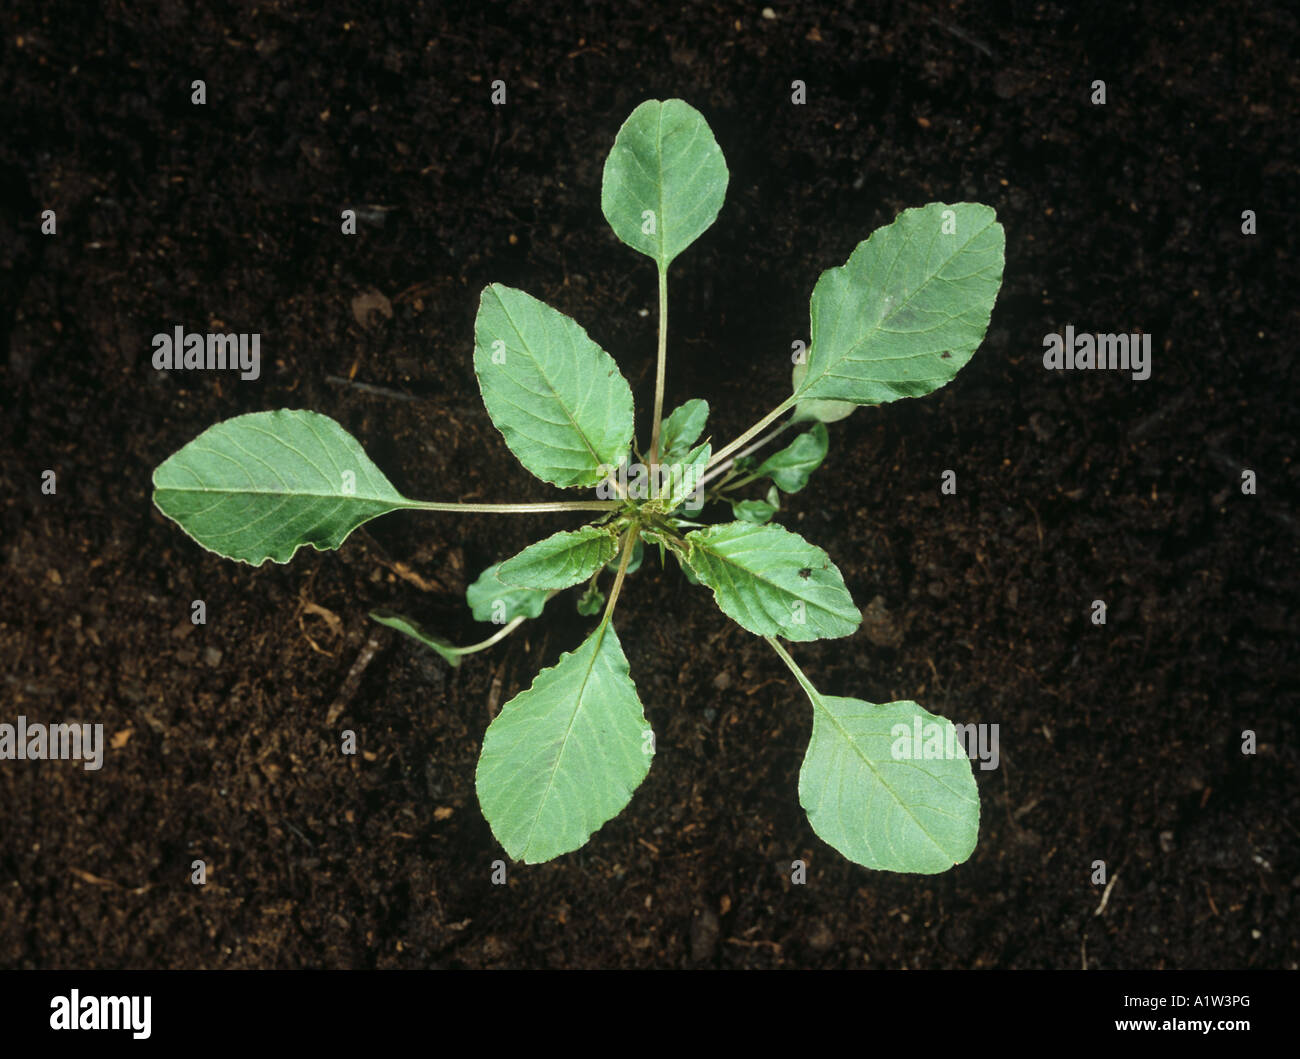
<box><xmin>1</xmin><ymin>0</ymin><xmax>1296</xmax><ymax>969</ymax></box>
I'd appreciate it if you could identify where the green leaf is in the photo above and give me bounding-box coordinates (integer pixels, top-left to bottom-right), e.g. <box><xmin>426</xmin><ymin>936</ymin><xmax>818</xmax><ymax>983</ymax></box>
<box><xmin>790</xmin><ymin>361</ymin><xmax>855</xmax><ymax>424</ymax></box>
<box><xmin>152</xmin><ymin>409</ymin><xmax>408</xmax><ymax>566</ymax></box>
<box><xmin>731</xmin><ymin>498</ymin><xmax>776</xmax><ymax>524</ymax></box>
<box><xmin>466</xmin><ymin>562</ymin><xmax>550</xmax><ymax>624</ymax></box>
<box><xmin>602</xmin><ymin>536</ymin><xmax>643</xmax><ymax>576</ymax></box>
<box><xmin>474</xmin><ymin>284</ymin><xmax>635</xmax><ymax>488</ymax></box>
<box><xmin>369</xmin><ymin>610</ymin><xmax>462</xmax><ymax>667</ymax></box>
<box><xmin>601</xmin><ymin>99</ymin><xmax>729</xmax><ymax>269</ymax></box>
<box><xmin>798</xmin><ymin>690</ymin><xmax>980</xmax><ymax>874</ymax></box>
<box><xmin>675</xmin><ymin>548</ymin><xmax>701</xmax><ymax>585</ymax></box>
<box><xmin>497</xmin><ymin>527</ymin><xmax>619</xmax><ymax>590</ymax></box>
<box><xmin>794</xmin><ymin>202</ymin><xmax>1005</xmax><ymax>405</ymax></box>
<box><xmin>683</xmin><ymin>522</ymin><xmax>860</xmax><ymax>641</ymax></box>
<box><xmin>476</xmin><ymin>622</ymin><xmax>654</xmax><ymax>862</ymax></box>
<box><xmin>731</xmin><ymin>485</ymin><xmax>779</xmax><ymax>525</ymax></box>
<box><xmin>576</xmin><ymin>584</ymin><xmax>605</xmax><ymax>616</ymax></box>
<box><xmin>754</xmin><ymin>423</ymin><xmax>828</xmax><ymax>493</ymax></box>
<box><xmin>649</xmin><ymin>441</ymin><xmax>710</xmax><ymax>515</ymax></box>
<box><xmin>660</xmin><ymin>398</ymin><xmax>709</xmax><ymax>459</ymax></box>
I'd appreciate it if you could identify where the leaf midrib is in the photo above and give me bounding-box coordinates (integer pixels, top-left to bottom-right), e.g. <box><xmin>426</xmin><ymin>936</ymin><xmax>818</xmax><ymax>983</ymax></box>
<box><xmin>154</xmin><ymin>483</ymin><xmax>402</xmax><ymax>504</ymax></box>
<box><xmin>521</xmin><ymin>621</ymin><xmax>614</xmax><ymax>860</ymax></box>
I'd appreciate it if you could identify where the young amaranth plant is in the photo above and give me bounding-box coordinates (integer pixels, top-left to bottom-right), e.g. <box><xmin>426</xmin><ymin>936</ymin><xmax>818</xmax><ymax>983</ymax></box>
<box><xmin>152</xmin><ymin>99</ymin><xmax>1005</xmax><ymax>873</ymax></box>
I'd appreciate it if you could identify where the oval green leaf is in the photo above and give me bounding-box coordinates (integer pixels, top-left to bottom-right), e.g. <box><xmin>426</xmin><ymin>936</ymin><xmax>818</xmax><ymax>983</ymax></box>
<box><xmin>731</xmin><ymin>491</ymin><xmax>779</xmax><ymax>525</ymax></box>
<box><xmin>683</xmin><ymin>522</ymin><xmax>860</xmax><ymax>641</ymax></box>
<box><xmin>800</xmin><ymin>692</ymin><xmax>980</xmax><ymax>873</ymax></box>
<box><xmin>497</xmin><ymin>527</ymin><xmax>619</xmax><ymax>590</ymax></box>
<box><xmin>476</xmin><ymin>622</ymin><xmax>653</xmax><ymax>863</ymax></box>
<box><xmin>601</xmin><ymin>99</ymin><xmax>729</xmax><ymax>269</ymax></box>
<box><xmin>474</xmin><ymin>284</ymin><xmax>635</xmax><ymax>489</ymax></box>
<box><xmin>152</xmin><ymin>409</ymin><xmax>409</xmax><ymax>566</ymax></box>
<box><xmin>660</xmin><ymin>398</ymin><xmax>710</xmax><ymax>459</ymax></box>
<box><xmin>466</xmin><ymin>562</ymin><xmax>550</xmax><ymax>624</ymax></box>
<box><xmin>754</xmin><ymin>423</ymin><xmax>828</xmax><ymax>493</ymax></box>
<box><xmin>795</xmin><ymin>202</ymin><xmax>1005</xmax><ymax>405</ymax></box>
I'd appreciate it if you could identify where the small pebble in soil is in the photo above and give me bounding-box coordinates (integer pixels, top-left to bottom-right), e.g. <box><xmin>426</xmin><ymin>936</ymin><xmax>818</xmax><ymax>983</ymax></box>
<box><xmin>862</xmin><ymin>595</ymin><xmax>903</xmax><ymax>648</ymax></box>
<box><xmin>690</xmin><ymin>907</ymin><xmax>720</xmax><ymax>963</ymax></box>
<box><xmin>806</xmin><ymin>921</ymin><xmax>835</xmax><ymax>952</ymax></box>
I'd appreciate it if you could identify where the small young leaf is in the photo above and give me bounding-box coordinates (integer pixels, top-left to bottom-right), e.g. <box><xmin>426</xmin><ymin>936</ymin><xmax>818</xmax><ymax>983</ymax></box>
<box><xmin>753</xmin><ymin>423</ymin><xmax>829</xmax><ymax>493</ymax></box>
<box><xmin>576</xmin><ymin>584</ymin><xmax>605</xmax><ymax>616</ymax></box>
<box><xmin>466</xmin><ymin>562</ymin><xmax>550</xmax><ymax>623</ymax></box>
<box><xmin>731</xmin><ymin>494</ymin><xmax>778</xmax><ymax>524</ymax></box>
<box><xmin>152</xmin><ymin>409</ymin><xmax>408</xmax><ymax>566</ymax></box>
<box><xmin>790</xmin><ymin>361</ymin><xmax>855</xmax><ymax>424</ymax></box>
<box><xmin>683</xmin><ymin>522</ymin><xmax>860</xmax><ymax>641</ymax></box>
<box><xmin>601</xmin><ymin>99</ymin><xmax>729</xmax><ymax>269</ymax></box>
<box><xmin>649</xmin><ymin>441</ymin><xmax>710</xmax><ymax>515</ymax></box>
<box><xmin>659</xmin><ymin>398</ymin><xmax>709</xmax><ymax>459</ymax></box>
<box><xmin>799</xmin><ymin>692</ymin><xmax>980</xmax><ymax>874</ymax></box>
<box><xmin>795</xmin><ymin>202</ymin><xmax>1005</xmax><ymax>406</ymax></box>
<box><xmin>497</xmin><ymin>527</ymin><xmax>619</xmax><ymax>590</ymax></box>
<box><xmin>476</xmin><ymin>622</ymin><xmax>653</xmax><ymax>863</ymax></box>
<box><xmin>369</xmin><ymin>610</ymin><xmax>463</xmax><ymax>667</ymax></box>
<box><xmin>474</xmin><ymin>284</ymin><xmax>635</xmax><ymax>489</ymax></box>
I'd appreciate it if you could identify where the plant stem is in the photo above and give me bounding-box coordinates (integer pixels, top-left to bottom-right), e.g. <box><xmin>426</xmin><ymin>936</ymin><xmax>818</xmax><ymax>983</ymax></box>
<box><xmin>703</xmin><ymin>471</ymin><xmax>739</xmax><ymax>499</ymax></box>
<box><xmin>648</xmin><ymin>265</ymin><xmax>669</xmax><ymax>465</ymax></box>
<box><xmin>448</xmin><ymin>587</ymin><xmax>562</xmax><ymax>657</ymax></box>
<box><xmin>706</xmin><ymin>396</ymin><xmax>797</xmax><ymax>471</ymax></box>
<box><xmin>719</xmin><ymin>472</ymin><xmax>759</xmax><ymax>492</ymax></box>
<box><xmin>600</xmin><ymin>526</ymin><xmax>641</xmax><ymax>629</ymax></box>
<box><xmin>408</xmin><ymin>500</ymin><xmax>622</xmax><ymax>515</ymax></box>
<box><xmin>698</xmin><ymin>418</ymin><xmax>796</xmax><ymax>489</ymax></box>
<box><xmin>451</xmin><ymin>614</ymin><xmax>530</xmax><ymax>656</ymax></box>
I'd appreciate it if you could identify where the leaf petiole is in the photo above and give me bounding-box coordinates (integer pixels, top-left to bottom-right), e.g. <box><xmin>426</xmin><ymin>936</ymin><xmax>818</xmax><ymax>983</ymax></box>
<box><xmin>698</xmin><ymin>417</ymin><xmax>796</xmax><ymax>489</ymax></box>
<box><xmin>648</xmin><ymin>265</ymin><xmax>670</xmax><ymax>464</ymax></box>
<box><xmin>705</xmin><ymin>396</ymin><xmax>797</xmax><ymax>471</ymax></box>
<box><xmin>408</xmin><ymin>499</ymin><xmax>623</xmax><ymax>515</ymax></box>
<box><xmin>599</xmin><ymin>526</ymin><xmax>641</xmax><ymax>630</ymax></box>
<box><xmin>763</xmin><ymin>634</ymin><xmax>819</xmax><ymax>700</ymax></box>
